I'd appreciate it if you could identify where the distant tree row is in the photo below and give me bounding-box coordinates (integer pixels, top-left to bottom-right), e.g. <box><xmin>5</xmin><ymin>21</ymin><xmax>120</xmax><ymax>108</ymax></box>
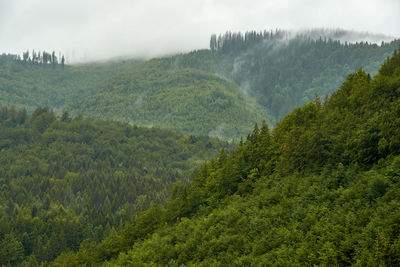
<box><xmin>1</xmin><ymin>50</ymin><xmax>65</xmax><ymax>67</ymax></box>
<box><xmin>210</xmin><ymin>29</ymin><xmax>289</xmax><ymax>52</ymax></box>
<box><xmin>210</xmin><ymin>29</ymin><xmax>395</xmax><ymax>55</ymax></box>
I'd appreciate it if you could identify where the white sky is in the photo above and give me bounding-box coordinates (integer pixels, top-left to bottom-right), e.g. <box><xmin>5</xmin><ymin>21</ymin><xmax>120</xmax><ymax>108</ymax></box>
<box><xmin>0</xmin><ymin>0</ymin><xmax>399</xmax><ymax>62</ymax></box>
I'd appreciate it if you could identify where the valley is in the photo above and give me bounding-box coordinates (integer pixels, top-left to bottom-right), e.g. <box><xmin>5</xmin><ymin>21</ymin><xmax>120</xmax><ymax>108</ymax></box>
<box><xmin>0</xmin><ymin>28</ymin><xmax>400</xmax><ymax>265</ymax></box>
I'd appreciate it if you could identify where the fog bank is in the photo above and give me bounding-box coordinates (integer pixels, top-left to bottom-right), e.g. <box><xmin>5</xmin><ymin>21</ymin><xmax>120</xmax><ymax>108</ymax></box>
<box><xmin>0</xmin><ymin>0</ymin><xmax>399</xmax><ymax>63</ymax></box>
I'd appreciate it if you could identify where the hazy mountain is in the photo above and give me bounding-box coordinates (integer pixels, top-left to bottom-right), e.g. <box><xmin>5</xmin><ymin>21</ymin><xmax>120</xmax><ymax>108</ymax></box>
<box><xmin>208</xmin><ymin>29</ymin><xmax>400</xmax><ymax>119</ymax></box>
<box><xmin>64</xmin><ymin>58</ymin><xmax>272</xmax><ymax>141</ymax></box>
<box><xmin>1</xmin><ymin>29</ymin><xmax>400</xmax><ymax>265</ymax></box>
<box><xmin>55</xmin><ymin>47</ymin><xmax>400</xmax><ymax>267</ymax></box>
<box><xmin>1</xmin><ymin>29</ymin><xmax>398</xmax><ymax>139</ymax></box>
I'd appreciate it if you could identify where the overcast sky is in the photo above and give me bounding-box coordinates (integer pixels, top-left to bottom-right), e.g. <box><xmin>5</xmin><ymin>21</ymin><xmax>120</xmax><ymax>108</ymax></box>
<box><xmin>1</xmin><ymin>0</ymin><xmax>399</xmax><ymax>62</ymax></box>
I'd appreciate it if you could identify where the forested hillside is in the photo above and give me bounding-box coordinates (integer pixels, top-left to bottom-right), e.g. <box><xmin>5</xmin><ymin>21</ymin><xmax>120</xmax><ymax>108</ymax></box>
<box><xmin>210</xmin><ymin>29</ymin><xmax>400</xmax><ymax>119</ymax></box>
<box><xmin>1</xmin><ymin>30</ymin><xmax>399</xmax><ymax>140</ymax></box>
<box><xmin>65</xmin><ymin>59</ymin><xmax>271</xmax><ymax>140</ymax></box>
<box><xmin>62</xmin><ymin>30</ymin><xmax>400</xmax><ymax>140</ymax></box>
<box><xmin>0</xmin><ymin>54</ymin><xmax>141</xmax><ymax>112</ymax></box>
<box><xmin>52</xmin><ymin>48</ymin><xmax>400</xmax><ymax>266</ymax></box>
<box><xmin>0</xmin><ymin>107</ymin><xmax>231</xmax><ymax>265</ymax></box>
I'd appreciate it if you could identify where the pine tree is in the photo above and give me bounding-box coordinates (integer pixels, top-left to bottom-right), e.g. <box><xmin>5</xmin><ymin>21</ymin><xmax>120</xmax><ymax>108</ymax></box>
<box><xmin>23</xmin><ymin>50</ymin><xmax>29</xmax><ymax>62</ymax></box>
<box><xmin>210</xmin><ymin>34</ymin><xmax>217</xmax><ymax>51</ymax></box>
<box><xmin>51</xmin><ymin>51</ymin><xmax>57</xmax><ymax>67</ymax></box>
<box><xmin>61</xmin><ymin>55</ymin><xmax>65</xmax><ymax>68</ymax></box>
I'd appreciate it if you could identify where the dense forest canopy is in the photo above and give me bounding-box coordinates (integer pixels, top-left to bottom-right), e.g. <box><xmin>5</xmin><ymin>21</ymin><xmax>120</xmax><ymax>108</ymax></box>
<box><xmin>1</xmin><ymin>50</ymin><xmax>65</xmax><ymax>66</ymax></box>
<box><xmin>65</xmin><ymin>59</ymin><xmax>272</xmax><ymax>141</ymax></box>
<box><xmin>1</xmin><ymin>29</ymin><xmax>400</xmax><ymax>266</ymax></box>
<box><xmin>0</xmin><ymin>54</ymin><xmax>142</xmax><ymax>112</ymax></box>
<box><xmin>0</xmin><ymin>107</ymin><xmax>231</xmax><ymax>265</ymax></box>
<box><xmin>49</xmin><ymin>48</ymin><xmax>400</xmax><ymax>266</ymax></box>
<box><xmin>209</xmin><ymin>29</ymin><xmax>400</xmax><ymax>119</ymax></box>
<box><xmin>1</xmin><ymin>29</ymin><xmax>399</xmax><ymax>139</ymax></box>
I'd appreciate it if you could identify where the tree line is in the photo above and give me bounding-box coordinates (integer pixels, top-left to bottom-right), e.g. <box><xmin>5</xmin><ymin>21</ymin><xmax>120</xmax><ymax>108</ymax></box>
<box><xmin>209</xmin><ymin>29</ymin><xmax>400</xmax><ymax>119</ymax></box>
<box><xmin>1</xmin><ymin>50</ymin><xmax>65</xmax><ymax>67</ymax></box>
<box><xmin>50</xmin><ymin>47</ymin><xmax>400</xmax><ymax>266</ymax></box>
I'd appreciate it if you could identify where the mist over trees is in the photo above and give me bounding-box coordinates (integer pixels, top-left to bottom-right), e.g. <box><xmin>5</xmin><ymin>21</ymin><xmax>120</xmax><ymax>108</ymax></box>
<box><xmin>2</xmin><ymin>50</ymin><xmax>65</xmax><ymax>67</ymax></box>
<box><xmin>0</xmin><ymin>29</ymin><xmax>400</xmax><ymax>265</ymax></box>
<box><xmin>49</xmin><ymin>46</ymin><xmax>400</xmax><ymax>266</ymax></box>
<box><xmin>0</xmin><ymin>29</ymin><xmax>398</xmax><ymax>126</ymax></box>
<box><xmin>209</xmin><ymin>29</ymin><xmax>400</xmax><ymax>119</ymax></box>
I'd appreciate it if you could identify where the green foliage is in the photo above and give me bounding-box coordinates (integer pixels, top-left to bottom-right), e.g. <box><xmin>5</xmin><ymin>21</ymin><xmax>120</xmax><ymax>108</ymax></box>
<box><xmin>0</xmin><ymin>55</ymin><xmax>141</xmax><ymax>112</ymax></box>
<box><xmin>61</xmin><ymin>48</ymin><xmax>400</xmax><ymax>266</ymax></box>
<box><xmin>65</xmin><ymin>58</ymin><xmax>271</xmax><ymax>141</ymax></box>
<box><xmin>0</xmin><ymin>51</ymin><xmax>269</xmax><ymax>140</ymax></box>
<box><xmin>64</xmin><ymin>30</ymin><xmax>399</xmax><ymax>135</ymax></box>
<box><xmin>379</xmin><ymin>49</ymin><xmax>400</xmax><ymax>76</ymax></box>
<box><xmin>0</xmin><ymin>107</ymin><xmax>231</xmax><ymax>265</ymax></box>
<box><xmin>2</xmin><ymin>30</ymin><xmax>398</xmax><ymax>140</ymax></box>
<box><xmin>2</xmin><ymin>33</ymin><xmax>400</xmax><ymax>266</ymax></box>
<box><xmin>211</xmin><ymin>30</ymin><xmax>400</xmax><ymax>119</ymax></box>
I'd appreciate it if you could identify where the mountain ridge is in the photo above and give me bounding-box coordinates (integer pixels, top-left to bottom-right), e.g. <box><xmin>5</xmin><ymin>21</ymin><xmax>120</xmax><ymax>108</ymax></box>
<box><xmin>1</xmin><ymin>29</ymin><xmax>399</xmax><ymax>140</ymax></box>
<box><xmin>50</xmin><ymin>46</ymin><xmax>400</xmax><ymax>266</ymax></box>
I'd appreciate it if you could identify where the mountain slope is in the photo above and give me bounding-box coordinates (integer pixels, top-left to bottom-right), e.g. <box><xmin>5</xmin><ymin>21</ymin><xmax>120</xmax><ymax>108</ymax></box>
<box><xmin>55</xmin><ymin>47</ymin><xmax>400</xmax><ymax>266</ymax></box>
<box><xmin>2</xmin><ymin>30</ymin><xmax>399</xmax><ymax>138</ymax></box>
<box><xmin>0</xmin><ymin>107</ymin><xmax>231</xmax><ymax>265</ymax></box>
<box><xmin>0</xmin><ymin>56</ymin><xmax>141</xmax><ymax>112</ymax></box>
<box><xmin>210</xmin><ymin>30</ymin><xmax>400</xmax><ymax>119</ymax></box>
<box><xmin>65</xmin><ymin>59</ymin><xmax>272</xmax><ymax>140</ymax></box>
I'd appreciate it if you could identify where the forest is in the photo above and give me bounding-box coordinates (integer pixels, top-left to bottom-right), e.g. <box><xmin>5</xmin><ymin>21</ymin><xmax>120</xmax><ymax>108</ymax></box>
<box><xmin>210</xmin><ymin>29</ymin><xmax>400</xmax><ymax>118</ymax></box>
<box><xmin>49</xmin><ymin>47</ymin><xmax>400</xmax><ymax>266</ymax></box>
<box><xmin>1</xmin><ymin>30</ymin><xmax>399</xmax><ymax>139</ymax></box>
<box><xmin>65</xmin><ymin>59</ymin><xmax>271</xmax><ymax>141</ymax></box>
<box><xmin>1</xmin><ymin>50</ymin><xmax>65</xmax><ymax>67</ymax></box>
<box><xmin>0</xmin><ymin>29</ymin><xmax>400</xmax><ymax>266</ymax></box>
<box><xmin>0</xmin><ymin>54</ymin><xmax>141</xmax><ymax>112</ymax></box>
<box><xmin>0</xmin><ymin>107</ymin><xmax>231</xmax><ymax>265</ymax></box>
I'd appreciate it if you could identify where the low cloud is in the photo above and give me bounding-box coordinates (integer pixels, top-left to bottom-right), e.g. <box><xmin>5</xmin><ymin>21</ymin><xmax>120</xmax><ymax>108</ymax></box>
<box><xmin>0</xmin><ymin>0</ymin><xmax>399</xmax><ymax>62</ymax></box>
